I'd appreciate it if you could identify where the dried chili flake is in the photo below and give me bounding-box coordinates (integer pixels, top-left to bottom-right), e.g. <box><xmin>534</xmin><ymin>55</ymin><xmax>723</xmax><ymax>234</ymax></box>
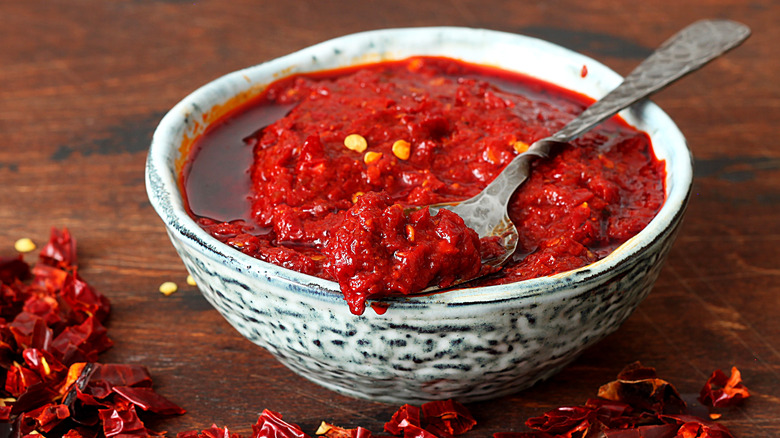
<box><xmin>5</xmin><ymin>363</ymin><xmax>42</xmax><ymax>397</ymax></box>
<box><xmin>31</xmin><ymin>264</ymin><xmax>69</xmax><ymax>294</ymax></box>
<box><xmin>315</xmin><ymin>421</ymin><xmax>373</xmax><ymax>438</ymax></box>
<box><xmin>420</xmin><ymin>400</ymin><xmax>476</xmax><ymax>436</ymax></box>
<box><xmin>60</xmin><ymin>274</ymin><xmax>111</xmax><ymax>323</ymax></box>
<box><xmin>399</xmin><ymin>424</ymin><xmax>439</xmax><ymax>438</ymax></box>
<box><xmin>38</xmin><ymin>228</ymin><xmax>77</xmax><ymax>270</ymax></box>
<box><xmin>90</xmin><ymin>364</ymin><xmax>154</xmax><ymax>389</ymax></box>
<box><xmin>8</xmin><ymin>312</ymin><xmax>52</xmax><ymax>352</ymax></box>
<box><xmin>525</xmin><ymin>405</ymin><xmax>595</xmax><ymax>436</ymax></box>
<box><xmin>22</xmin><ymin>293</ymin><xmax>63</xmax><ymax>327</ymax></box>
<box><xmin>661</xmin><ymin>414</ymin><xmax>736</xmax><ymax>438</ymax></box>
<box><xmin>98</xmin><ymin>403</ymin><xmax>148</xmax><ymax>437</ymax></box>
<box><xmin>62</xmin><ymin>426</ymin><xmax>99</xmax><ymax>438</ymax></box>
<box><xmin>384</xmin><ymin>404</ymin><xmax>421</xmax><ymax>435</ymax></box>
<box><xmin>252</xmin><ymin>409</ymin><xmax>311</xmax><ymax>438</ymax></box>
<box><xmin>698</xmin><ymin>367</ymin><xmax>750</xmax><ymax>408</ymax></box>
<box><xmin>177</xmin><ymin>424</ymin><xmax>244</xmax><ymax>438</ymax></box>
<box><xmin>21</xmin><ymin>403</ymin><xmax>70</xmax><ymax>433</ymax></box>
<box><xmin>597</xmin><ymin>362</ymin><xmax>686</xmax><ymax>415</ymax></box>
<box><xmin>22</xmin><ymin>348</ymin><xmax>66</xmax><ymax>381</ymax></box>
<box><xmin>50</xmin><ymin>316</ymin><xmax>113</xmax><ymax>364</ymax></box>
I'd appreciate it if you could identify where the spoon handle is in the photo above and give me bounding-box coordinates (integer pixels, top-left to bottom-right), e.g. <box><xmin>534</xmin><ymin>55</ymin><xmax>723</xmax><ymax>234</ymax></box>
<box><xmin>552</xmin><ymin>19</ymin><xmax>751</xmax><ymax>143</ymax></box>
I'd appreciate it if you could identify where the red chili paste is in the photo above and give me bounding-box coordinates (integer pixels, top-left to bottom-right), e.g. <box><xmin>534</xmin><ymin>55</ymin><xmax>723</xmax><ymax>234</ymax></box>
<box><xmin>184</xmin><ymin>57</ymin><xmax>665</xmax><ymax>315</ymax></box>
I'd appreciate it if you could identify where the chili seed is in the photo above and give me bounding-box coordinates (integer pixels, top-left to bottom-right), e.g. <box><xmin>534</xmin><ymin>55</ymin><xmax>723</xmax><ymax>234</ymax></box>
<box><xmin>315</xmin><ymin>423</ymin><xmax>332</xmax><ymax>435</ymax></box>
<box><xmin>344</xmin><ymin>134</ymin><xmax>368</xmax><ymax>152</ymax></box>
<box><xmin>364</xmin><ymin>151</ymin><xmax>382</xmax><ymax>164</ymax></box>
<box><xmin>159</xmin><ymin>281</ymin><xmax>178</xmax><ymax>296</ymax></box>
<box><xmin>392</xmin><ymin>140</ymin><xmax>411</xmax><ymax>160</ymax></box>
<box><xmin>14</xmin><ymin>238</ymin><xmax>36</xmax><ymax>253</ymax></box>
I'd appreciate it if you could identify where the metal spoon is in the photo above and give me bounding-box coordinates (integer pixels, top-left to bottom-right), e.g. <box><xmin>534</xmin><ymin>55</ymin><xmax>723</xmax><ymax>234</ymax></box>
<box><xmin>427</xmin><ymin>19</ymin><xmax>750</xmax><ymax>283</ymax></box>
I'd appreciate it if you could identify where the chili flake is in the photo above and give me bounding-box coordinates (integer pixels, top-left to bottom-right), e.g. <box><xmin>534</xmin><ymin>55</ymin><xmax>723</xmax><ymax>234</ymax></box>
<box><xmin>698</xmin><ymin>366</ymin><xmax>750</xmax><ymax>408</ymax></box>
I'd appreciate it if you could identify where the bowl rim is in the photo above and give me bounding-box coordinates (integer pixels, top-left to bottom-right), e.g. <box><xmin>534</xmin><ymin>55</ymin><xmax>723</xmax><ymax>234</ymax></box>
<box><xmin>145</xmin><ymin>26</ymin><xmax>692</xmax><ymax>309</ymax></box>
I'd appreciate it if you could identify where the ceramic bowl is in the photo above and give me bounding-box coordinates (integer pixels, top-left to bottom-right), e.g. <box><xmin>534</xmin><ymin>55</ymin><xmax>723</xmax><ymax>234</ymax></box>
<box><xmin>145</xmin><ymin>27</ymin><xmax>692</xmax><ymax>404</ymax></box>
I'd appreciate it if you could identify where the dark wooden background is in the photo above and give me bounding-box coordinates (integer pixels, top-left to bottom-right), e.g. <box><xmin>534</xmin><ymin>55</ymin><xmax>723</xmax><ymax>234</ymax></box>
<box><xmin>1</xmin><ymin>1</ymin><xmax>778</xmax><ymax>436</ymax></box>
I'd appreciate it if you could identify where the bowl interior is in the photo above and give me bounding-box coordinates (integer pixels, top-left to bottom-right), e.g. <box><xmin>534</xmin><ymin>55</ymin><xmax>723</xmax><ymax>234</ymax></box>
<box><xmin>146</xmin><ymin>26</ymin><xmax>692</xmax><ymax>307</ymax></box>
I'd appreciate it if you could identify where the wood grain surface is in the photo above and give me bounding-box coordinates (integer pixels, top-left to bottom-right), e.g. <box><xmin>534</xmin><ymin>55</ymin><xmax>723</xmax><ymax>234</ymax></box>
<box><xmin>1</xmin><ymin>1</ymin><xmax>778</xmax><ymax>436</ymax></box>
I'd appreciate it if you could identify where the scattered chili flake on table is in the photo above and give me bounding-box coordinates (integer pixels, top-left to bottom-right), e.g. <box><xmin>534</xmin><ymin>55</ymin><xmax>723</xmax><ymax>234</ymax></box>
<box><xmin>495</xmin><ymin>362</ymin><xmax>749</xmax><ymax>438</ymax></box>
<box><xmin>698</xmin><ymin>367</ymin><xmax>750</xmax><ymax>409</ymax></box>
<box><xmin>0</xmin><ymin>228</ymin><xmax>184</xmax><ymax>438</ymax></box>
<box><xmin>171</xmin><ymin>363</ymin><xmax>747</xmax><ymax>438</ymax></box>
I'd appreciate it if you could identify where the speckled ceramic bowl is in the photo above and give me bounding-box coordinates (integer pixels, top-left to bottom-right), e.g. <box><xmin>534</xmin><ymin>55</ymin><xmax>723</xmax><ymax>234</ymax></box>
<box><xmin>146</xmin><ymin>27</ymin><xmax>692</xmax><ymax>404</ymax></box>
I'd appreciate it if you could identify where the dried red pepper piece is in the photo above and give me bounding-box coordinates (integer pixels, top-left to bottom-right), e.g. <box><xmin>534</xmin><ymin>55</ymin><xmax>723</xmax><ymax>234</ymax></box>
<box><xmin>5</xmin><ymin>363</ymin><xmax>43</xmax><ymax>397</ymax></box>
<box><xmin>383</xmin><ymin>400</ymin><xmax>475</xmax><ymax>438</ymax></box>
<box><xmin>525</xmin><ymin>405</ymin><xmax>596</xmax><ymax>436</ymax></box>
<box><xmin>51</xmin><ymin>316</ymin><xmax>113</xmax><ymax>364</ymax></box>
<box><xmin>60</xmin><ymin>274</ymin><xmax>111</xmax><ymax>324</ymax></box>
<box><xmin>38</xmin><ymin>228</ymin><xmax>77</xmax><ymax>270</ymax></box>
<box><xmin>661</xmin><ymin>414</ymin><xmax>736</xmax><ymax>438</ymax></box>
<box><xmin>85</xmin><ymin>364</ymin><xmax>154</xmax><ymax>399</ymax></box>
<box><xmin>597</xmin><ymin>362</ymin><xmax>686</xmax><ymax>415</ymax></box>
<box><xmin>7</xmin><ymin>312</ymin><xmax>53</xmax><ymax>352</ymax></box>
<box><xmin>420</xmin><ymin>400</ymin><xmax>476</xmax><ymax>437</ymax></box>
<box><xmin>698</xmin><ymin>367</ymin><xmax>750</xmax><ymax>408</ymax></box>
<box><xmin>316</xmin><ymin>421</ymin><xmax>373</xmax><ymax>438</ymax></box>
<box><xmin>177</xmin><ymin>424</ymin><xmax>244</xmax><ymax>438</ymax></box>
<box><xmin>384</xmin><ymin>404</ymin><xmax>421</xmax><ymax>435</ymax></box>
<box><xmin>61</xmin><ymin>426</ymin><xmax>99</xmax><ymax>438</ymax></box>
<box><xmin>252</xmin><ymin>409</ymin><xmax>311</xmax><ymax>438</ymax></box>
<box><xmin>398</xmin><ymin>425</ymin><xmax>439</xmax><ymax>438</ymax></box>
<box><xmin>20</xmin><ymin>403</ymin><xmax>70</xmax><ymax>433</ymax></box>
<box><xmin>31</xmin><ymin>264</ymin><xmax>69</xmax><ymax>295</ymax></box>
<box><xmin>98</xmin><ymin>401</ymin><xmax>149</xmax><ymax>437</ymax></box>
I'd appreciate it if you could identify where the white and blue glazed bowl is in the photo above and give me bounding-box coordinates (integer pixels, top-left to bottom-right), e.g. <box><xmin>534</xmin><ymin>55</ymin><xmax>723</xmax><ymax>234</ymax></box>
<box><xmin>146</xmin><ymin>27</ymin><xmax>692</xmax><ymax>404</ymax></box>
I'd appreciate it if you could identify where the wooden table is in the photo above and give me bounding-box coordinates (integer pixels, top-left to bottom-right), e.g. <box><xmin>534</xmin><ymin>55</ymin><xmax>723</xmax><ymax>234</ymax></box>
<box><xmin>1</xmin><ymin>1</ymin><xmax>777</xmax><ymax>436</ymax></box>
